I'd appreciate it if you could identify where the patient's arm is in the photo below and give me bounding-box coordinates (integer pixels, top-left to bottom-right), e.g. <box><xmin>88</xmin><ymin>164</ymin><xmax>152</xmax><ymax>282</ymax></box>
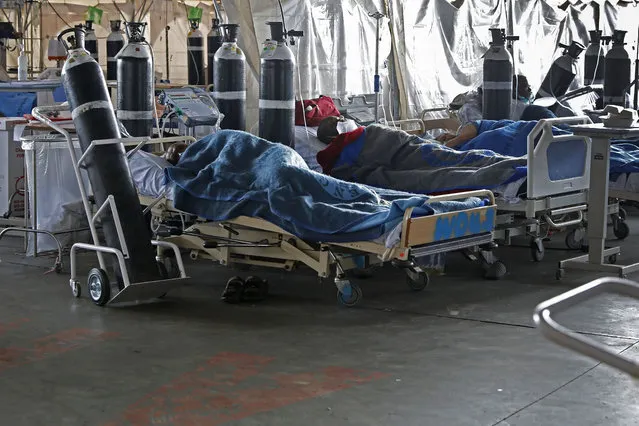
<box><xmin>443</xmin><ymin>124</ymin><xmax>478</xmax><ymax>149</ymax></box>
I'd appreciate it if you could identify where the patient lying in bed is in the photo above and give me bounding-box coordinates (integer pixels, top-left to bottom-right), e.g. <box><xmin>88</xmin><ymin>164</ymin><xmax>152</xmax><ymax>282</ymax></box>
<box><xmin>315</xmin><ymin>117</ymin><xmax>639</xmax><ymax>196</ymax></box>
<box><xmin>127</xmin><ymin>143</ymin><xmax>187</xmax><ymax>199</ymax></box>
<box><xmin>125</xmin><ymin>132</ymin><xmax>488</xmax><ymax>247</ymax></box>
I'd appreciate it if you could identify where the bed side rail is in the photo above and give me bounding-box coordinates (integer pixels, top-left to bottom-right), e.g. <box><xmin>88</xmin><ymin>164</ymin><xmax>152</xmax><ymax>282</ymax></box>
<box><xmin>400</xmin><ymin>189</ymin><xmax>496</xmax><ymax>248</ymax></box>
<box><xmin>533</xmin><ymin>277</ymin><xmax>639</xmax><ymax>378</ymax></box>
<box><xmin>527</xmin><ymin>116</ymin><xmax>593</xmax><ymax>199</ymax></box>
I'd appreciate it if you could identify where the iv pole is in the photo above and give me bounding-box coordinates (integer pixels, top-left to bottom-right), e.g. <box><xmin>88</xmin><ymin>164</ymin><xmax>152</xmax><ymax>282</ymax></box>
<box><xmin>369</xmin><ymin>11</ymin><xmax>384</xmax><ymax>123</ymax></box>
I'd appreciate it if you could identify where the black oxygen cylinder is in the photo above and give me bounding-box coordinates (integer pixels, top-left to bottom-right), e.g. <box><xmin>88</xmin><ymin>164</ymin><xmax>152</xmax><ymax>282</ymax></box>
<box><xmin>57</xmin><ymin>25</ymin><xmax>161</xmax><ymax>284</ymax></box>
<box><xmin>584</xmin><ymin>30</ymin><xmax>605</xmax><ymax>85</ymax></box>
<box><xmin>259</xmin><ymin>22</ymin><xmax>297</xmax><ymax>147</ymax></box>
<box><xmin>116</xmin><ymin>22</ymin><xmax>154</xmax><ymax>139</ymax></box>
<box><xmin>106</xmin><ymin>20</ymin><xmax>125</xmax><ymax>81</ymax></box>
<box><xmin>84</xmin><ymin>20</ymin><xmax>98</xmax><ymax>62</ymax></box>
<box><xmin>482</xmin><ymin>28</ymin><xmax>513</xmax><ymax>120</ymax></box>
<box><xmin>585</xmin><ymin>30</ymin><xmax>605</xmax><ymax>109</ymax></box>
<box><xmin>213</xmin><ymin>24</ymin><xmax>246</xmax><ymax>130</ymax></box>
<box><xmin>603</xmin><ymin>30</ymin><xmax>631</xmax><ymax>107</ymax></box>
<box><xmin>187</xmin><ymin>19</ymin><xmax>205</xmax><ymax>85</ymax></box>
<box><xmin>207</xmin><ymin>19</ymin><xmax>224</xmax><ymax>86</ymax></box>
<box><xmin>536</xmin><ymin>41</ymin><xmax>585</xmax><ymax>100</ymax></box>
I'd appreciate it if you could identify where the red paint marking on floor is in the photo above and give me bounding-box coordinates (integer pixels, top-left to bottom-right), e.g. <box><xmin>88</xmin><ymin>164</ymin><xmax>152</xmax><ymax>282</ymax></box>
<box><xmin>104</xmin><ymin>352</ymin><xmax>274</xmax><ymax>426</ymax></box>
<box><xmin>0</xmin><ymin>318</ymin><xmax>29</xmax><ymax>336</ymax></box>
<box><xmin>0</xmin><ymin>328</ymin><xmax>118</xmax><ymax>372</ymax></box>
<box><xmin>105</xmin><ymin>353</ymin><xmax>389</xmax><ymax>426</ymax></box>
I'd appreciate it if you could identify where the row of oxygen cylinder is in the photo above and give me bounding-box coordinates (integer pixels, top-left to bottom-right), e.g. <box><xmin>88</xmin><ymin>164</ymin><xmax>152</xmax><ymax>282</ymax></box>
<box><xmin>81</xmin><ymin>19</ymin><xmax>126</xmax><ymax>82</ymax></box>
<box><xmin>188</xmin><ymin>20</ymin><xmax>300</xmax><ymax>146</ymax></box>
<box><xmin>73</xmin><ymin>20</ymin><xmax>155</xmax><ymax>139</ymax></box>
<box><xmin>482</xmin><ymin>28</ymin><xmax>633</xmax><ymax>120</ymax></box>
<box><xmin>82</xmin><ymin>18</ymin><xmax>300</xmax><ymax>147</ymax></box>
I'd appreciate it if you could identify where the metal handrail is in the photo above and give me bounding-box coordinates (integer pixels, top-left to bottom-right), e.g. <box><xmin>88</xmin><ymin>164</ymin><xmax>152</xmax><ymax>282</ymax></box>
<box><xmin>533</xmin><ymin>277</ymin><xmax>639</xmax><ymax>377</ymax></box>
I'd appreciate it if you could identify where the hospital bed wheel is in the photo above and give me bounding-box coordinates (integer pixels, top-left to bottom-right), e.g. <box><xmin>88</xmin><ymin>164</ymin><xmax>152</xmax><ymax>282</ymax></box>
<box><xmin>222</xmin><ymin>277</ymin><xmax>245</xmax><ymax>304</ymax></box>
<box><xmin>160</xmin><ymin>256</ymin><xmax>179</xmax><ymax>278</ymax></box>
<box><xmin>484</xmin><ymin>261</ymin><xmax>507</xmax><ymax>280</ymax></box>
<box><xmin>608</xmin><ymin>254</ymin><xmax>618</xmax><ymax>265</ymax></box>
<box><xmin>406</xmin><ymin>272</ymin><xmax>430</xmax><ymax>292</ymax></box>
<box><xmin>530</xmin><ymin>238</ymin><xmax>545</xmax><ymax>262</ymax></box>
<box><xmin>243</xmin><ymin>276</ymin><xmax>269</xmax><ymax>302</ymax></box>
<box><xmin>87</xmin><ymin>268</ymin><xmax>111</xmax><ymax>306</ymax></box>
<box><xmin>619</xmin><ymin>208</ymin><xmax>627</xmax><ymax>221</ymax></box>
<box><xmin>613</xmin><ymin>221</ymin><xmax>630</xmax><ymax>240</ymax></box>
<box><xmin>565</xmin><ymin>228</ymin><xmax>585</xmax><ymax>250</ymax></box>
<box><xmin>71</xmin><ymin>280</ymin><xmax>81</xmax><ymax>298</ymax></box>
<box><xmin>337</xmin><ymin>282</ymin><xmax>362</xmax><ymax>307</ymax></box>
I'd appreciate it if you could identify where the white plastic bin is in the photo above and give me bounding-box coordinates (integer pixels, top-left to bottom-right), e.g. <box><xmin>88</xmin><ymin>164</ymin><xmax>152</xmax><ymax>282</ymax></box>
<box><xmin>21</xmin><ymin>134</ymin><xmax>92</xmax><ymax>255</ymax></box>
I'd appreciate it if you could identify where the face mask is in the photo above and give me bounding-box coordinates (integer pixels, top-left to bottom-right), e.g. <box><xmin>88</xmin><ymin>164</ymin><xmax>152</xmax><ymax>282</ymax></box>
<box><xmin>336</xmin><ymin>120</ymin><xmax>359</xmax><ymax>134</ymax></box>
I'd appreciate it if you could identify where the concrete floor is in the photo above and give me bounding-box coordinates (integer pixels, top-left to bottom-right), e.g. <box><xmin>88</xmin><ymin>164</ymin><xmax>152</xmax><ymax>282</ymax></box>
<box><xmin>1</xmin><ymin>215</ymin><xmax>639</xmax><ymax>425</ymax></box>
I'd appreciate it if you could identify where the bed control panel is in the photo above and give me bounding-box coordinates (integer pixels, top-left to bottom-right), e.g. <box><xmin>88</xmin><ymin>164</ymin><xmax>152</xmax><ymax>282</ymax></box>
<box><xmin>159</xmin><ymin>87</ymin><xmax>221</xmax><ymax>128</ymax></box>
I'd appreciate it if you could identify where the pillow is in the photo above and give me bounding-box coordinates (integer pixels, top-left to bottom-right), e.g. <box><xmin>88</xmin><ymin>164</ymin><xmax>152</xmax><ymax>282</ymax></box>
<box><xmin>127</xmin><ymin>150</ymin><xmax>172</xmax><ymax>199</ymax></box>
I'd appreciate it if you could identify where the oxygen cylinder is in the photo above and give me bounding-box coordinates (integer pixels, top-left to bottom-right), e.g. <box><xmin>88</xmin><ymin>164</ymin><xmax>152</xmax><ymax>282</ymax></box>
<box><xmin>207</xmin><ymin>18</ymin><xmax>224</xmax><ymax>86</ymax></box>
<box><xmin>536</xmin><ymin>41</ymin><xmax>585</xmax><ymax>100</ymax></box>
<box><xmin>584</xmin><ymin>30</ymin><xmax>604</xmax><ymax>85</ymax></box>
<box><xmin>213</xmin><ymin>24</ymin><xmax>246</xmax><ymax>130</ymax></box>
<box><xmin>259</xmin><ymin>22</ymin><xmax>296</xmax><ymax>147</ymax></box>
<box><xmin>84</xmin><ymin>20</ymin><xmax>98</xmax><ymax>62</ymax></box>
<box><xmin>187</xmin><ymin>19</ymin><xmax>204</xmax><ymax>85</ymax></box>
<box><xmin>482</xmin><ymin>28</ymin><xmax>514</xmax><ymax>120</ymax></box>
<box><xmin>57</xmin><ymin>25</ymin><xmax>161</xmax><ymax>284</ymax></box>
<box><xmin>603</xmin><ymin>30</ymin><xmax>631</xmax><ymax>107</ymax></box>
<box><xmin>116</xmin><ymin>22</ymin><xmax>154</xmax><ymax>139</ymax></box>
<box><xmin>106</xmin><ymin>20</ymin><xmax>125</xmax><ymax>81</ymax></box>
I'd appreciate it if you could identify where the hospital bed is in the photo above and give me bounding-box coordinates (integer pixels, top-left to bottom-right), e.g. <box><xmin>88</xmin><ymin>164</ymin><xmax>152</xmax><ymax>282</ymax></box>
<box><xmin>402</xmin><ymin>115</ymin><xmax>631</xmax><ymax>262</ymax></box>
<box><xmin>143</xmin><ymin>187</ymin><xmax>499</xmax><ymax>306</ymax></box>
<box><xmin>134</xmin><ymin>133</ymin><xmax>501</xmax><ymax>305</ymax></box>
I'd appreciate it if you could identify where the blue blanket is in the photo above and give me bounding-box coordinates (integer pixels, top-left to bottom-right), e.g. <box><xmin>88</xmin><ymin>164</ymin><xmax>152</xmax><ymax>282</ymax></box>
<box><xmin>0</xmin><ymin>92</ymin><xmax>37</xmax><ymax>117</ymax></box>
<box><xmin>461</xmin><ymin>120</ymin><xmax>639</xmax><ymax>176</ymax></box>
<box><xmin>165</xmin><ymin>130</ymin><xmax>486</xmax><ymax>244</ymax></box>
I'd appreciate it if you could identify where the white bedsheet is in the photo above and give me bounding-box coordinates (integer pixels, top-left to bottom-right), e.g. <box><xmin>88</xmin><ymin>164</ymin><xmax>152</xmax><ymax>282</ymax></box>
<box><xmin>128</xmin><ymin>150</ymin><xmax>172</xmax><ymax>200</ymax></box>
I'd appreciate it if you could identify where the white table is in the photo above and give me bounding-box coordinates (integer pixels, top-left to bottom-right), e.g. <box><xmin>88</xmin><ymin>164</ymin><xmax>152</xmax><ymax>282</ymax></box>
<box><xmin>559</xmin><ymin>123</ymin><xmax>639</xmax><ymax>279</ymax></box>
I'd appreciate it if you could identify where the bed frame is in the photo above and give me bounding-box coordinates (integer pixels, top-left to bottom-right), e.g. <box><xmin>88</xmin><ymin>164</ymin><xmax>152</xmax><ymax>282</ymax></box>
<box><xmin>385</xmin><ymin>113</ymin><xmax>629</xmax><ymax>261</ymax></box>
<box><xmin>144</xmin><ymin>189</ymin><xmax>501</xmax><ymax>306</ymax></box>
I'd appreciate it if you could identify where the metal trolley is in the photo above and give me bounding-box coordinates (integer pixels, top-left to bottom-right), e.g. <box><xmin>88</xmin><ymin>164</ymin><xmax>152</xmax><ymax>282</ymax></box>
<box><xmin>32</xmin><ymin>104</ymin><xmax>192</xmax><ymax>306</ymax></box>
<box><xmin>534</xmin><ymin>277</ymin><xmax>639</xmax><ymax>378</ymax></box>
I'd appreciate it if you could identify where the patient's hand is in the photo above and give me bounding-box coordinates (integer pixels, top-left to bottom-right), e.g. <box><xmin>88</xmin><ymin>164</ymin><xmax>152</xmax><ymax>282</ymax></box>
<box><xmin>162</xmin><ymin>143</ymin><xmax>189</xmax><ymax>165</ymax></box>
<box><xmin>436</xmin><ymin>133</ymin><xmax>456</xmax><ymax>142</ymax></box>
